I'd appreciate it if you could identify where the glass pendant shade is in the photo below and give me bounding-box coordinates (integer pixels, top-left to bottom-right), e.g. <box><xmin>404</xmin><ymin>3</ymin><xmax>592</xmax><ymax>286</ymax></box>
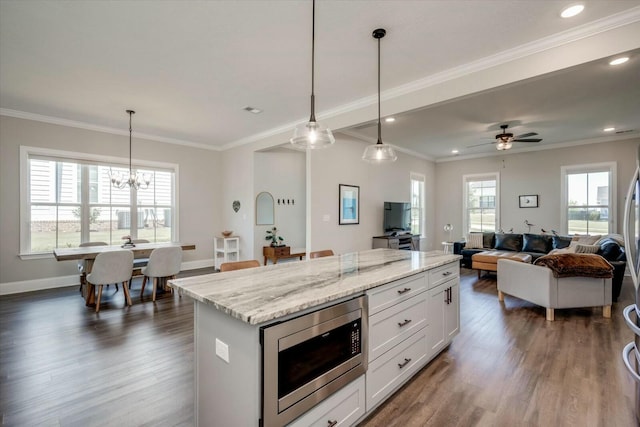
<box><xmin>290</xmin><ymin>0</ymin><xmax>334</xmax><ymax>150</ymax></box>
<box><xmin>290</xmin><ymin>120</ymin><xmax>335</xmax><ymax>149</ymax></box>
<box><xmin>362</xmin><ymin>28</ymin><xmax>397</xmax><ymax>164</ymax></box>
<box><xmin>362</xmin><ymin>142</ymin><xmax>397</xmax><ymax>163</ymax></box>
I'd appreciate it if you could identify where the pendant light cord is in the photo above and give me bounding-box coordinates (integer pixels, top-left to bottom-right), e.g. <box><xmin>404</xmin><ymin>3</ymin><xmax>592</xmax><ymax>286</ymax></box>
<box><xmin>129</xmin><ymin>111</ymin><xmax>132</xmax><ymax>173</ymax></box>
<box><xmin>377</xmin><ymin>34</ymin><xmax>381</xmax><ymax>144</ymax></box>
<box><xmin>309</xmin><ymin>0</ymin><xmax>316</xmax><ymax>122</ymax></box>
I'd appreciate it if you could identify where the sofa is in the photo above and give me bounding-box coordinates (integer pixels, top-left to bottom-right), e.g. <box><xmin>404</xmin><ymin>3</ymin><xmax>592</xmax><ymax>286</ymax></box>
<box><xmin>497</xmin><ymin>257</ymin><xmax>612</xmax><ymax>321</ymax></box>
<box><xmin>453</xmin><ymin>232</ymin><xmax>626</xmax><ymax>301</ymax></box>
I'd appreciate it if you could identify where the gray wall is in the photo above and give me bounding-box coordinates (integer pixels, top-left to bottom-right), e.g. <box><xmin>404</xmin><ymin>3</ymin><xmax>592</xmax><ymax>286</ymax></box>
<box><xmin>0</xmin><ymin>116</ymin><xmax>221</xmax><ymax>286</ymax></box>
<box><xmin>434</xmin><ymin>138</ymin><xmax>640</xmax><ymax>242</ymax></box>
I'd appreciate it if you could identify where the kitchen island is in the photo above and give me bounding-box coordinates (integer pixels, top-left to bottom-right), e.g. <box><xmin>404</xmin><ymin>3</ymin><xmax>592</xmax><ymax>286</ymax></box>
<box><xmin>170</xmin><ymin>248</ymin><xmax>461</xmax><ymax>426</ymax></box>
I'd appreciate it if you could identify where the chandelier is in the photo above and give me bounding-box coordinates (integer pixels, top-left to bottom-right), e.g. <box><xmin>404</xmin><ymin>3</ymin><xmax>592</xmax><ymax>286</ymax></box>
<box><xmin>290</xmin><ymin>0</ymin><xmax>335</xmax><ymax>149</ymax></box>
<box><xmin>109</xmin><ymin>110</ymin><xmax>151</xmax><ymax>190</ymax></box>
<box><xmin>362</xmin><ymin>28</ymin><xmax>397</xmax><ymax>163</ymax></box>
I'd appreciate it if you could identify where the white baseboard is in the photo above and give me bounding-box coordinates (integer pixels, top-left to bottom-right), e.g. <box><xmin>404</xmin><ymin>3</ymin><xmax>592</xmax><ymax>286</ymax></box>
<box><xmin>0</xmin><ymin>259</ymin><xmax>216</xmax><ymax>295</ymax></box>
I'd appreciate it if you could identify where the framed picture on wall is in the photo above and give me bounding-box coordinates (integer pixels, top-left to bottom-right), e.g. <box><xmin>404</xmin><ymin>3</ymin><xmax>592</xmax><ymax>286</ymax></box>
<box><xmin>339</xmin><ymin>184</ymin><xmax>360</xmax><ymax>225</ymax></box>
<box><xmin>519</xmin><ymin>194</ymin><xmax>538</xmax><ymax>208</ymax></box>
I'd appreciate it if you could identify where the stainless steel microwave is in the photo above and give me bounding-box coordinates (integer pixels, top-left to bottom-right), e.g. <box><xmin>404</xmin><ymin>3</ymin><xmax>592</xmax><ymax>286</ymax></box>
<box><xmin>261</xmin><ymin>296</ymin><xmax>368</xmax><ymax>427</ymax></box>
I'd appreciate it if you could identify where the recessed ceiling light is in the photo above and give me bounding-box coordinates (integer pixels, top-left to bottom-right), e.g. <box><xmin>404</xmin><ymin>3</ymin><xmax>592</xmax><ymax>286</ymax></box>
<box><xmin>243</xmin><ymin>106</ymin><xmax>262</xmax><ymax>114</ymax></box>
<box><xmin>385</xmin><ymin>117</ymin><xmax>395</xmax><ymax>123</ymax></box>
<box><xmin>603</xmin><ymin>127</ymin><xmax>615</xmax><ymax>132</ymax></box>
<box><xmin>451</xmin><ymin>149</ymin><xmax>459</xmax><ymax>154</ymax></box>
<box><xmin>609</xmin><ymin>57</ymin><xmax>629</xmax><ymax>66</ymax></box>
<box><xmin>561</xmin><ymin>4</ymin><xmax>584</xmax><ymax>18</ymax></box>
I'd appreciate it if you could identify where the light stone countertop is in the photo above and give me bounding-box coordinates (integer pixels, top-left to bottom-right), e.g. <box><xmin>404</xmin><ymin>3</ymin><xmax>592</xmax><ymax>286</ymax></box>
<box><xmin>169</xmin><ymin>248</ymin><xmax>461</xmax><ymax>325</ymax></box>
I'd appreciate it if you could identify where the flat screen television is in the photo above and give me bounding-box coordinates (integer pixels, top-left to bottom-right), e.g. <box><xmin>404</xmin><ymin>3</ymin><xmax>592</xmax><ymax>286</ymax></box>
<box><xmin>383</xmin><ymin>202</ymin><xmax>411</xmax><ymax>234</ymax></box>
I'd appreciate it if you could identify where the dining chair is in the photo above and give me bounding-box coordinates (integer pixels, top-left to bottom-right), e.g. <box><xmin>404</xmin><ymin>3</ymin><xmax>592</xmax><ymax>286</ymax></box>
<box><xmin>129</xmin><ymin>239</ymin><xmax>150</xmax><ymax>287</ymax></box>
<box><xmin>140</xmin><ymin>246</ymin><xmax>183</xmax><ymax>301</ymax></box>
<box><xmin>78</xmin><ymin>241</ymin><xmax>108</xmax><ymax>292</ymax></box>
<box><xmin>219</xmin><ymin>260</ymin><xmax>261</xmax><ymax>272</ymax></box>
<box><xmin>86</xmin><ymin>250</ymin><xmax>134</xmax><ymax>313</ymax></box>
<box><xmin>310</xmin><ymin>249</ymin><xmax>334</xmax><ymax>259</ymax></box>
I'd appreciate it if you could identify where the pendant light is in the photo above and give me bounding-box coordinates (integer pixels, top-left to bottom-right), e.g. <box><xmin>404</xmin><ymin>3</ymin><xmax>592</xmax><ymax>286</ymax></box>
<box><xmin>109</xmin><ymin>110</ymin><xmax>151</xmax><ymax>190</ymax></box>
<box><xmin>362</xmin><ymin>28</ymin><xmax>397</xmax><ymax>163</ymax></box>
<box><xmin>290</xmin><ymin>0</ymin><xmax>335</xmax><ymax>149</ymax></box>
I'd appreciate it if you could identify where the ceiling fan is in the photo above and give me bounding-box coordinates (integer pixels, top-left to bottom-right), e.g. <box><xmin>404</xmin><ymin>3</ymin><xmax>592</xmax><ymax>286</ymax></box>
<box><xmin>469</xmin><ymin>124</ymin><xmax>543</xmax><ymax>150</ymax></box>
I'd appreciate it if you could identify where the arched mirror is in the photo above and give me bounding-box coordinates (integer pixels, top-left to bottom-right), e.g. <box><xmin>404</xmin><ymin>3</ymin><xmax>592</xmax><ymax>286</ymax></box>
<box><xmin>256</xmin><ymin>191</ymin><xmax>275</xmax><ymax>225</ymax></box>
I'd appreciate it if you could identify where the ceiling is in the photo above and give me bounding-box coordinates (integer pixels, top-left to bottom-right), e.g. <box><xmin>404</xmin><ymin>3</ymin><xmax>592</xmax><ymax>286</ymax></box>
<box><xmin>1</xmin><ymin>1</ymin><xmax>640</xmax><ymax>161</ymax></box>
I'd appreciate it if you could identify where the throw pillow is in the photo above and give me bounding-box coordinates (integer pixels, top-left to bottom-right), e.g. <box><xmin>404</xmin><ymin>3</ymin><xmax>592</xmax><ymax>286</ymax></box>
<box><xmin>575</xmin><ymin>244</ymin><xmax>600</xmax><ymax>254</ymax></box>
<box><xmin>572</xmin><ymin>234</ymin><xmax>602</xmax><ymax>245</ymax></box>
<box><xmin>552</xmin><ymin>235</ymin><xmax>573</xmax><ymax>249</ymax></box>
<box><xmin>466</xmin><ymin>233</ymin><xmax>484</xmax><ymax>249</ymax></box>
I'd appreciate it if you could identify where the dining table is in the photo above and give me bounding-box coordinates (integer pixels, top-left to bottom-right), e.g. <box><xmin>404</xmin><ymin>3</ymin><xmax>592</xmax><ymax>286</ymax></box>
<box><xmin>54</xmin><ymin>242</ymin><xmax>196</xmax><ymax>305</ymax></box>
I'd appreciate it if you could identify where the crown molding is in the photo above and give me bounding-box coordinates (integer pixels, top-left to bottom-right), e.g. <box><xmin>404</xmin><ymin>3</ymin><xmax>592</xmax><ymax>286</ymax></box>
<box><xmin>435</xmin><ymin>133</ymin><xmax>640</xmax><ymax>163</ymax></box>
<box><xmin>0</xmin><ymin>108</ymin><xmax>220</xmax><ymax>152</ymax></box>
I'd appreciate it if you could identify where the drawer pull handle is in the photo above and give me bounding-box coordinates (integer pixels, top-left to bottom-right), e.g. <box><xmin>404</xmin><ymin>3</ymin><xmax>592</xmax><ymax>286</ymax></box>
<box><xmin>442</xmin><ymin>271</ymin><xmax>452</xmax><ymax>276</ymax></box>
<box><xmin>398</xmin><ymin>357</ymin><xmax>412</xmax><ymax>369</ymax></box>
<box><xmin>398</xmin><ymin>319</ymin><xmax>412</xmax><ymax>327</ymax></box>
<box><xmin>397</xmin><ymin>287</ymin><xmax>411</xmax><ymax>294</ymax></box>
<box><xmin>327</xmin><ymin>420</ymin><xmax>338</xmax><ymax>427</ymax></box>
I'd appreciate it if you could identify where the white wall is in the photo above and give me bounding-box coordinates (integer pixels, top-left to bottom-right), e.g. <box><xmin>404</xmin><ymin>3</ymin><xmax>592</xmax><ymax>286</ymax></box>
<box><xmin>0</xmin><ymin>116</ymin><xmax>221</xmax><ymax>288</ymax></box>
<box><xmin>309</xmin><ymin>136</ymin><xmax>436</xmax><ymax>254</ymax></box>
<box><xmin>253</xmin><ymin>149</ymin><xmax>306</xmax><ymax>258</ymax></box>
<box><xmin>435</xmin><ymin>138</ymin><xmax>640</xmax><ymax>242</ymax></box>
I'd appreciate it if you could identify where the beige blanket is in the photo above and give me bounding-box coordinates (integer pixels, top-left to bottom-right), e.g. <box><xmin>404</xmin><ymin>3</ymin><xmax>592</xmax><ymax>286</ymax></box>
<box><xmin>533</xmin><ymin>253</ymin><xmax>613</xmax><ymax>279</ymax></box>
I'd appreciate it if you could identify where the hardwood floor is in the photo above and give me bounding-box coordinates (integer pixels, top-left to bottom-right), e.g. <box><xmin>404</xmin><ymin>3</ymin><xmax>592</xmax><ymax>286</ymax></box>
<box><xmin>1</xmin><ymin>268</ymin><xmax>637</xmax><ymax>426</ymax></box>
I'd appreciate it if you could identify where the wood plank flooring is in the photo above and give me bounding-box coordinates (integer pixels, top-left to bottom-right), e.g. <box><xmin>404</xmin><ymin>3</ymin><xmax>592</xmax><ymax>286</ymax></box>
<box><xmin>1</xmin><ymin>268</ymin><xmax>637</xmax><ymax>426</ymax></box>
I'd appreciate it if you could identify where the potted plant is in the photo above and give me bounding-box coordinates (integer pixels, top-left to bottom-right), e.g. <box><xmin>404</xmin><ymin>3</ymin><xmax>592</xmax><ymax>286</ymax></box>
<box><xmin>265</xmin><ymin>227</ymin><xmax>284</xmax><ymax>247</ymax></box>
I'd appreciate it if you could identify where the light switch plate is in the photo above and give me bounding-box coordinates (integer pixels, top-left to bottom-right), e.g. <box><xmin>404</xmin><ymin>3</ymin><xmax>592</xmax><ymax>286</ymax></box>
<box><xmin>215</xmin><ymin>338</ymin><xmax>230</xmax><ymax>363</ymax></box>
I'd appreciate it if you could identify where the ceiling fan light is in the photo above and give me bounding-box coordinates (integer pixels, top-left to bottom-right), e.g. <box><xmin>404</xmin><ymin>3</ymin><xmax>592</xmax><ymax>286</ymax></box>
<box><xmin>290</xmin><ymin>121</ymin><xmax>335</xmax><ymax>149</ymax></box>
<box><xmin>362</xmin><ymin>142</ymin><xmax>397</xmax><ymax>163</ymax></box>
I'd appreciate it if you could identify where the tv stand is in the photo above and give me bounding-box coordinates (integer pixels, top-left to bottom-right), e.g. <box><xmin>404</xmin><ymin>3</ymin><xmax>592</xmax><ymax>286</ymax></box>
<box><xmin>372</xmin><ymin>234</ymin><xmax>420</xmax><ymax>251</ymax></box>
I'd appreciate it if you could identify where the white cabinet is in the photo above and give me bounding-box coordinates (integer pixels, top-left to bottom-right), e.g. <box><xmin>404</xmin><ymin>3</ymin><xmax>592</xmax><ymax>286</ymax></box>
<box><xmin>287</xmin><ymin>375</ymin><xmax>365</xmax><ymax>427</ymax></box>
<box><xmin>213</xmin><ymin>236</ymin><xmax>239</xmax><ymax>270</ymax></box>
<box><xmin>366</xmin><ymin>272</ymin><xmax>429</xmax><ymax>411</ymax></box>
<box><xmin>427</xmin><ymin>278</ymin><xmax>459</xmax><ymax>357</ymax></box>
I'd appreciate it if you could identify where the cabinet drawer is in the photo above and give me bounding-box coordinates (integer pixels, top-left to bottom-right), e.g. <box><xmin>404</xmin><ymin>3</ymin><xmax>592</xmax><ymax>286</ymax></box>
<box><xmin>287</xmin><ymin>375</ymin><xmax>365</xmax><ymax>427</ymax></box>
<box><xmin>428</xmin><ymin>262</ymin><xmax>459</xmax><ymax>288</ymax></box>
<box><xmin>367</xmin><ymin>273</ymin><xmax>427</xmax><ymax>315</ymax></box>
<box><xmin>369</xmin><ymin>292</ymin><xmax>428</xmax><ymax>362</ymax></box>
<box><xmin>366</xmin><ymin>329</ymin><xmax>428</xmax><ymax>410</ymax></box>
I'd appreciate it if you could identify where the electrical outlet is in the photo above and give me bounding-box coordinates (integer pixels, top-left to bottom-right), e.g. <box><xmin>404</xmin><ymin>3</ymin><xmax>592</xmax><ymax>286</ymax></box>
<box><xmin>215</xmin><ymin>338</ymin><xmax>230</xmax><ymax>363</ymax></box>
<box><xmin>322</xmin><ymin>214</ymin><xmax>330</xmax><ymax>222</ymax></box>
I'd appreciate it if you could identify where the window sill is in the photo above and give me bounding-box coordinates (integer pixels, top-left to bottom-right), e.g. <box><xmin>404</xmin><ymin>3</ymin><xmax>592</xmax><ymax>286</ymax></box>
<box><xmin>19</xmin><ymin>252</ymin><xmax>55</xmax><ymax>261</ymax></box>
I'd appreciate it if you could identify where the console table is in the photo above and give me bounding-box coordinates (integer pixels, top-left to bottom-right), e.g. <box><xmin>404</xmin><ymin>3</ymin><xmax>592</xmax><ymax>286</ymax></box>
<box><xmin>262</xmin><ymin>246</ymin><xmax>305</xmax><ymax>265</ymax></box>
<box><xmin>372</xmin><ymin>234</ymin><xmax>420</xmax><ymax>251</ymax></box>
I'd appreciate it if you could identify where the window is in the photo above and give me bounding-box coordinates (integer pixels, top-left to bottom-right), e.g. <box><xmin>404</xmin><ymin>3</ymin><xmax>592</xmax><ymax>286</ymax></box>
<box><xmin>463</xmin><ymin>173</ymin><xmax>499</xmax><ymax>233</ymax></box>
<box><xmin>562</xmin><ymin>162</ymin><xmax>615</xmax><ymax>235</ymax></box>
<box><xmin>21</xmin><ymin>147</ymin><xmax>177</xmax><ymax>255</ymax></box>
<box><xmin>410</xmin><ymin>173</ymin><xmax>425</xmax><ymax>236</ymax></box>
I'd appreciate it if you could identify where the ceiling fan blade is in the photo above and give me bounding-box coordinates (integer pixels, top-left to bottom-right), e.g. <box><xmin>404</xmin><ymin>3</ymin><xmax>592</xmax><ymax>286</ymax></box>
<box><xmin>513</xmin><ymin>138</ymin><xmax>542</xmax><ymax>143</ymax></box>
<box><xmin>514</xmin><ymin>132</ymin><xmax>538</xmax><ymax>139</ymax></box>
<box><xmin>467</xmin><ymin>141</ymin><xmax>495</xmax><ymax>148</ymax></box>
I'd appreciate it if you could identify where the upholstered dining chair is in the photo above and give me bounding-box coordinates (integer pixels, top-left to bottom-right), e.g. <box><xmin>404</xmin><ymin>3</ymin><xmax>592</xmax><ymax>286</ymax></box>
<box><xmin>310</xmin><ymin>249</ymin><xmax>334</xmax><ymax>259</ymax></box>
<box><xmin>78</xmin><ymin>241</ymin><xmax>108</xmax><ymax>292</ymax></box>
<box><xmin>140</xmin><ymin>246</ymin><xmax>183</xmax><ymax>302</ymax></box>
<box><xmin>219</xmin><ymin>260</ymin><xmax>261</xmax><ymax>272</ymax></box>
<box><xmin>128</xmin><ymin>239</ymin><xmax>150</xmax><ymax>287</ymax></box>
<box><xmin>86</xmin><ymin>250</ymin><xmax>134</xmax><ymax>313</ymax></box>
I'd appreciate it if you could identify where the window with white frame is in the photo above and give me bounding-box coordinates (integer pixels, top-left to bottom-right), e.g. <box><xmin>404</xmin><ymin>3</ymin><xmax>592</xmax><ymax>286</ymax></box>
<box><xmin>21</xmin><ymin>147</ymin><xmax>177</xmax><ymax>255</ymax></box>
<box><xmin>463</xmin><ymin>173</ymin><xmax>499</xmax><ymax>233</ymax></box>
<box><xmin>561</xmin><ymin>162</ymin><xmax>615</xmax><ymax>235</ymax></box>
<box><xmin>410</xmin><ymin>173</ymin><xmax>425</xmax><ymax>236</ymax></box>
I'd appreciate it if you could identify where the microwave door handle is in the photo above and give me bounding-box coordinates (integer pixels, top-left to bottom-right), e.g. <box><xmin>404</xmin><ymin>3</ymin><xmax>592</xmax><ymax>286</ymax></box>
<box><xmin>623</xmin><ymin>165</ymin><xmax>640</xmax><ymax>287</ymax></box>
